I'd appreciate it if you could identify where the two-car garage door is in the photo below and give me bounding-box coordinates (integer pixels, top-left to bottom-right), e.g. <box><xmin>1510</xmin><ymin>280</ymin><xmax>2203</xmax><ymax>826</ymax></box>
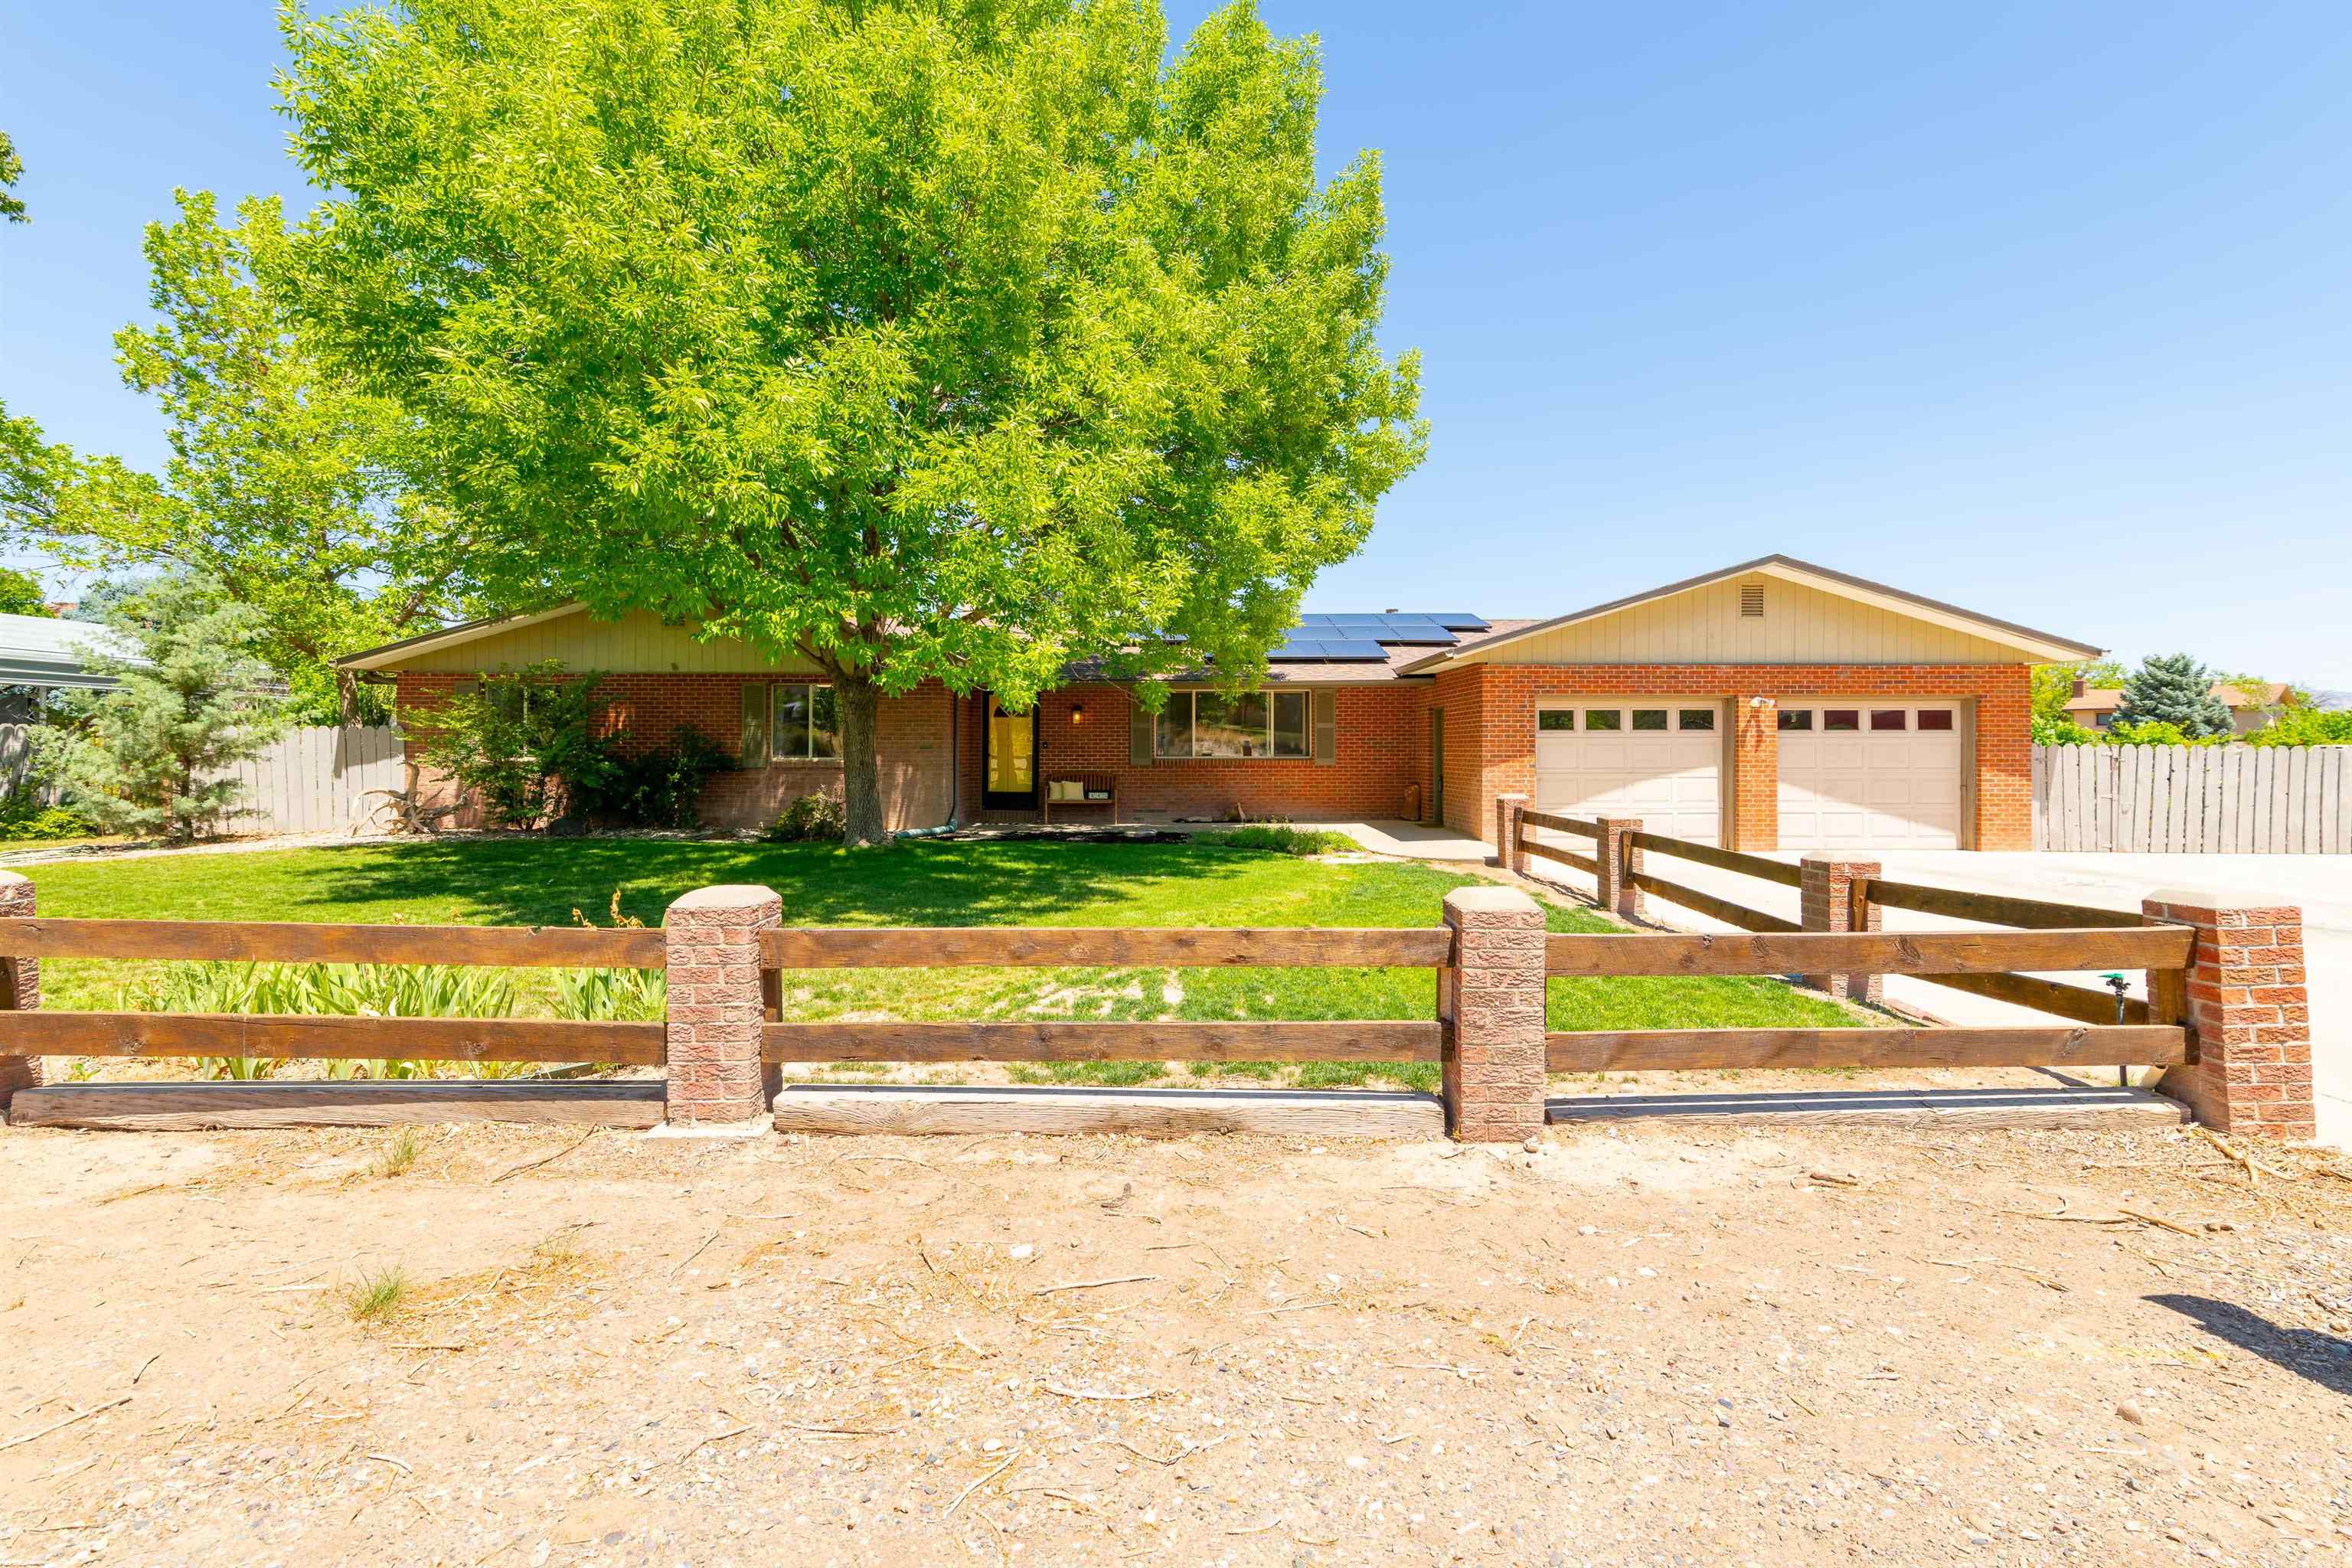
<box><xmin>1531</xmin><ymin>698</ymin><xmax>1965</xmax><ymax>851</ymax></box>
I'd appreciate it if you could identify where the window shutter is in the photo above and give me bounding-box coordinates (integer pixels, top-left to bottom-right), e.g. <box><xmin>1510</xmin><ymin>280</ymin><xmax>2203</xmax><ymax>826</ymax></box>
<box><xmin>1312</xmin><ymin>690</ymin><xmax>1338</xmax><ymax>766</ymax></box>
<box><xmin>739</xmin><ymin>682</ymin><xmax>770</xmax><ymax>767</ymax></box>
<box><xmin>1129</xmin><ymin>695</ymin><xmax>1155</xmax><ymax>766</ymax></box>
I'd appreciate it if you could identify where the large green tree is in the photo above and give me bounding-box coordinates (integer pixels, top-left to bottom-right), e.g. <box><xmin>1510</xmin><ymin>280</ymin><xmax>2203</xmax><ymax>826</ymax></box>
<box><xmin>282</xmin><ymin>0</ymin><xmax>1426</xmax><ymax>844</ymax></box>
<box><xmin>0</xmin><ymin>191</ymin><xmax>481</xmax><ymax>723</ymax></box>
<box><xmin>34</xmin><ymin>575</ymin><xmax>288</xmax><ymax>842</ymax></box>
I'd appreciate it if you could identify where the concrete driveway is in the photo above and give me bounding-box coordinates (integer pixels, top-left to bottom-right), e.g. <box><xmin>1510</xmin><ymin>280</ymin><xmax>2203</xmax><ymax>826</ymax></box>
<box><xmin>1546</xmin><ymin>848</ymin><xmax>2350</xmax><ymax>1148</ymax></box>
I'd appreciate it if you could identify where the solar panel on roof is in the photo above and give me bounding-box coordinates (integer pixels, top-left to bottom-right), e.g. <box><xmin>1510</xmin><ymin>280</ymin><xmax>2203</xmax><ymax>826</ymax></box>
<box><xmin>1425</xmin><ymin>613</ymin><xmax>1489</xmax><ymax>631</ymax></box>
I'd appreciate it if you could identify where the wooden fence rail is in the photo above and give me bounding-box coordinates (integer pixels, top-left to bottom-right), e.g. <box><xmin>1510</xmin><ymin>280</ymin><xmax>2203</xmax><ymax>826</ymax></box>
<box><xmin>0</xmin><ymin>888</ymin><xmax>2216</xmax><ymax>1131</ymax></box>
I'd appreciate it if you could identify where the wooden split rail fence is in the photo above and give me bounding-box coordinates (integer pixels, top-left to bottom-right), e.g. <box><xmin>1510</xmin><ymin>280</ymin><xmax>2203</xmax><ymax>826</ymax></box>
<box><xmin>1502</xmin><ymin>797</ymin><xmax>2197</xmax><ymax>1034</ymax></box>
<box><xmin>0</xmin><ymin>864</ymin><xmax>2222</xmax><ymax>1138</ymax></box>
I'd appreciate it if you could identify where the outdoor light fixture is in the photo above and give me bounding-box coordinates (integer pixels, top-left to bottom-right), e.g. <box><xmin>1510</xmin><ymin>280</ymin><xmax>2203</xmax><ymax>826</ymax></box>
<box><xmin>1070</xmin><ymin>704</ymin><xmax>1086</xmax><ymax>725</ymax></box>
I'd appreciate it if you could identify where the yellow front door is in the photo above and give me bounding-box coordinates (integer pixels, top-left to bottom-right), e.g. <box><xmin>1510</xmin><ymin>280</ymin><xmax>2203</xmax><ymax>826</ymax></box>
<box><xmin>987</xmin><ymin>702</ymin><xmax>1034</xmax><ymax>801</ymax></box>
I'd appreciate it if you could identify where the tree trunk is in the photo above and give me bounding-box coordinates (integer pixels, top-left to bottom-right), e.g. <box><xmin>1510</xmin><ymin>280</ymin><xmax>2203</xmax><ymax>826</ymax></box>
<box><xmin>835</xmin><ymin>668</ymin><xmax>890</xmax><ymax>848</ymax></box>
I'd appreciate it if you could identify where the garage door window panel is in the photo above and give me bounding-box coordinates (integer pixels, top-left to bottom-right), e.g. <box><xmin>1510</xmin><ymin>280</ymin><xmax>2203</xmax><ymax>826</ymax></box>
<box><xmin>1584</xmin><ymin>709</ymin><xmax>1621</xmax><ymax>730</ymax></box>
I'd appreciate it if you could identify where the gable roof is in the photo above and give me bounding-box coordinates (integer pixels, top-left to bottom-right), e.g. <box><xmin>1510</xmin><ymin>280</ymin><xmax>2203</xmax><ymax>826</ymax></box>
<box><xmin>0</xmin><ymin>612</ymin><xmax>145</xmax><ymax>689</ymax></box>
<box><xmin>2066</xmin><ymin>681</ymin><xmax>2287</xmax><ymax>715</ymax></box>
<box><xmin>1396</xmin><ymin>554</ymin><xmax>2100</xmax><ymax>672</ymax></box>
<box><xmin>335</xmin><ymin>604</ymin><xmax>589</xmax><ymax>671</ymax></box>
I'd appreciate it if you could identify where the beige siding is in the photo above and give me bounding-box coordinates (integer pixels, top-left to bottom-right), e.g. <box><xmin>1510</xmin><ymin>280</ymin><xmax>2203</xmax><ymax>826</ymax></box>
<box><xmin>1475</xmin><ymin>577</ymin><xmax>2027</xmax><ymax>665</ymax></box>
<box><xmin>401</xmin><ymin>609</ymin><xmax>818</xmax><ymax>674</ymax></box>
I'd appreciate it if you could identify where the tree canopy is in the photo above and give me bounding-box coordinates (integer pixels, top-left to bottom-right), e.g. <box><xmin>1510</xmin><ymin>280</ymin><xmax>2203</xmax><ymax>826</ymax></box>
<box><xmin>0</xmin><ymin>191</ymin><xmax>483</xmax><ymax>723</ymax></box>
<box><xmin>282</xmin><ymin>0</ymin><xmax>1426</xmax><ymax>841</ymax></box>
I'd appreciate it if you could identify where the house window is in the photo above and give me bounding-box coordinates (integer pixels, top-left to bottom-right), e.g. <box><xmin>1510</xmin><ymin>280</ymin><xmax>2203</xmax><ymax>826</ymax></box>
<box><xmin>1155</xmin><ymin>691</ymin><xmax>1311</xmax><ymax>758</ymax></box>
<box><xmin>772</xmin><ymin>683</ymin><xmax>840</xmax><ymax>760</ymax></box>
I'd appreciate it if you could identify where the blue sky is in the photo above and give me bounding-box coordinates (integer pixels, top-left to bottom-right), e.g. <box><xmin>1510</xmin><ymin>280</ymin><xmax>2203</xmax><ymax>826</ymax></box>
<box><xmin>4</xmin><ymin>1</ymin><xmax>2349</xmax><ymax>682</ymax></box>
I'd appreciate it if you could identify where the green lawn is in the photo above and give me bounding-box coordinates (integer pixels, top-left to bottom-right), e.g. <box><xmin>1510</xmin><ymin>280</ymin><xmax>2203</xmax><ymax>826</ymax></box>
<box><xmin>20</xmin><ymin>836</ymin><xmax>1856</xmax><ymax>1089</ymax></box>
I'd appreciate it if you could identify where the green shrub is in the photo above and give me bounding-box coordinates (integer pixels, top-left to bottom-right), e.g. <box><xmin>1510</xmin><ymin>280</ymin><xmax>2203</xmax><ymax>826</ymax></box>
<box><xmin>1194</xmin><ymin>825</ymin><xmax>1357</xmax><ymax>855</ymax></box>
<box><xmin>580</xmin><ymin>725</ymin><xmax>732</xmax><ymax>828</ymax></box>
<box><xmin>403</xmin><ymin>660</ymin><xmax>622</xmax><ymax>828</ymax></box>
<box><xmin>0</xmin><ymin>799</ymin><xmax>103</xmax><ymax>841</ymax></box>
<box><xmin>2104</xmin><ymin>718</ymin><xmax>2225</xmax><ymax>747</ymax></box>
<box><xmin>766</xmin><ymin>792</ymin><xmax>847</xmax><ymax>842</ymax></box>
<box><xmin>2247</xmin><ymin>707</ymin><xmax>2352</xmax><ymax>746</ymax></box>
<box><xmin>2030</xmin><ymin>714</ymin><xmax>2101</xmax><ymax>746</ymax></box>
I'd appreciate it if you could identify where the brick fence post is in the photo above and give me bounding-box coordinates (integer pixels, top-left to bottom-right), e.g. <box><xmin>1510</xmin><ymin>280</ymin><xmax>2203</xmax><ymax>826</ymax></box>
<box><xmin>0</xmin><ymin>871</ymin><xmax>38</xmax><ymax>1116</ymax></box>
<box><xmin>1593</xmin><ymin>818</ymin><xmax>1644</xmax><ymax>922</ymax></box>
<box><xmin>2144</xmin><ymin>892</ymin><xmax>2314</xmax><ymax>1139</ymax></box>
<box><xmin>664</xmin><ymin>884</ymin><xmax>782</xmax><ymax>1129</ymax></box>
<box><xmin>1442</xmin><ymin>886</ymin><xmax>1548</xmax><ymax>1142</ymax></box>
<box><xmin>1495</xmin><ymin>793</ymin><xmax>1528</xmax><ymax>875</ymax></box>
<box><xmin>1798</xmin><ymin>858</ymin><xmax>1882</xmax><ymax>1004</ymax></box>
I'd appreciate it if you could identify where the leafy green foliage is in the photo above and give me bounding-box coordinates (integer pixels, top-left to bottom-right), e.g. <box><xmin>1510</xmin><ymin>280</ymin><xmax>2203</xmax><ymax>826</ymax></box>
<box><xmin>125</xmin><ymin>959</ymin><xmax>537</xmax><ymax>1080</ymax></box>
<box><xmin>0</xmin><ymin>798</ymin><xmax>102</xmax><ymax>842</ymax></box>
<box><xmin>1194</xmin><ymin>825</ymin><xmax>1357</xmax><ymax>854</ymax></box>
<box><xmin>0</xmin><ymin>566</ymin><xmax>51</xmax><ymax>616</ymax></box>
<box><xmin>0</xmin><ymin>129</ymin><xmax>24</xmax><ymax>224</ymax></box>
<box><xmin>403</xmin><ymin>662</ymin><xmax>621</xmax><ymax>830</ymax></box>
<box><xmin>2031</xmin><ymin>713</ymin><xmax>2101</xmax><ymax>746</ymax></box>
<box><xmin>281</xmin><ymin>0</ymin><xmax>1426</xmax><ymax>842</ymax></box>
<box><xmin>766</xmin><ymin>793</ymin><xmax>848</xmax><ymax>843</ymax></box>
<box><xmin>2029</xmin><ymin>659</ymin><xmax>2129</xmax><ymax>727</ymax></box>
<box><xmin>577</xmin><ymin>725</ymin><xmax>733</xmax><ymax>829</ymax></box>
<box><xmin>2246</xmin><ymin>707</ymin><xmax>2352</xmax><ymax>746</ymax></box>
<box><xmin>2115</xmin><ymin>652</ymin><xmax>2233</xmax><ymax>738</ymax></box>
<box><xmin>0</xmin><ymin>191</ymin><xmax>482</xmax><ymax>724</ymax></box>
<box><xmin>34</xmin><ymin>576</ymin><xmax>287</xmax><ymax>841</ymax></box>
<box><xmin>2102</xmin><ymin>717</ymin><xmax>2224</xmax><ymax>747</ymax></box>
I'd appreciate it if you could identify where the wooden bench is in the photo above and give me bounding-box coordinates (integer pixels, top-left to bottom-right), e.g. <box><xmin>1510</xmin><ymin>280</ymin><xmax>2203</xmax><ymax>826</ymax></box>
<box><xmin>1041</xmin><ymin>771</ymin><xmax>1120</xmax><ymax>825</ymax></box>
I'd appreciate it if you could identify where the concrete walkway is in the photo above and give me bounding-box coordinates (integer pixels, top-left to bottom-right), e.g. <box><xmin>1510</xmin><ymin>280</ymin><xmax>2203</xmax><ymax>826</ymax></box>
<box><xmin>1333</xmin><ymin>819</ymin><xmax>1494</xmax><ymax>861</ymax></box>
<box><xmin>1525</xmin><ymin>846</ymin><xmax>2350</xmax><ymax>1149</ymax></box>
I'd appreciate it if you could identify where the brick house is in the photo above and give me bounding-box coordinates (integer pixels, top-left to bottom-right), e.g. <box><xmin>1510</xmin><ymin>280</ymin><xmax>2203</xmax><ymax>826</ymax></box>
<box><xmin>337</xmin><ymin>554</ymin><xmax>2097</xmax><ymax>852</ymax></box>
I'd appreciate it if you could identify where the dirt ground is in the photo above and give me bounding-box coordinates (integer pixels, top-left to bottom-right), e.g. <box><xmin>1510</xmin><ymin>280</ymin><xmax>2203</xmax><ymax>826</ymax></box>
<box><xmin>5</xmin><ymin>1118</ymin><xmax>2350</xmax><ymax>1568</ymax></box>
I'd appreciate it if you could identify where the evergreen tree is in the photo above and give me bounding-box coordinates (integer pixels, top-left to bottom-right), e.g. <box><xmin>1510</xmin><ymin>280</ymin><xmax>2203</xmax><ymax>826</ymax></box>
<box><xmin>2114</xmin><ymin>653</ymin><xmax>2233</xmax><ymax>739</ymax></box>
<box><xmin>34</xmin><ymin>576</ymin><xmax>287</xmax><ymax>841</ymax></box>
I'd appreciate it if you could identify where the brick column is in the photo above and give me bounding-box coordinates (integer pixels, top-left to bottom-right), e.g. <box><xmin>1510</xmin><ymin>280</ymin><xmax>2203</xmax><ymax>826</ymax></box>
<box><xmin>1730</xmin><ymin>696</ymin><xmax>1779</xmax><ymax>851</ymax></box>
<box><xmin>1440</xmin><ymin>886</ymin><xmax>1549</xmax><ymax>1142</ymax></box>
<box><xmin>664</xmin><ymin>884</ymin><xmax>782</xmax><ymax>1128</ymax></box>
<box><xmin>0</xmin><ymin>871</ymin><xmax>38</xmax><ymax>1115</ymax></box>
<box><xmin>1798</xmin><ymin>858</ymin><xmax>1882</xmax><ymax>1004</ymax></box>
<box><xmin>1593</xmin><ymin>818</ymin><xmax>1644</xmax><ymax>922</ymax></box>
<box><xmin>2144</xmin><ymin>892</ymin><xmax>2314</xmax><ymax>1139</ymax></box>
<box><xmin>1495</xmin><ymin>793</ymin><xmax>1528</xmax><ymax>875</ymax></box>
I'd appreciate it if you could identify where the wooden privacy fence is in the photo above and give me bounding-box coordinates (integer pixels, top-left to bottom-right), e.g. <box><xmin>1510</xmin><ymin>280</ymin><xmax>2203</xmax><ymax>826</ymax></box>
<box><xmin>2034</xmin><ymin>742</ymin><xmax>2351</xmax><ymax>853</ymax></box>
<box><xmin>0</xmin><ymin>724</ymin><xmax>405</xmax><ymax>836</ymax></box>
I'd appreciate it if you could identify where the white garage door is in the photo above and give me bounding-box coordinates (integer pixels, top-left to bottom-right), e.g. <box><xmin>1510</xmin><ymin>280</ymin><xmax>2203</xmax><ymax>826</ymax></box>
<box><xmin>1776</xmin><ymin>701</ymin><xmax>1963</xmax><ymax>851</ymax></box>
<box><xmin>1534</xmin><ymin>703</ymin><xmax>1723</xmax><ymax>846</ymax></box>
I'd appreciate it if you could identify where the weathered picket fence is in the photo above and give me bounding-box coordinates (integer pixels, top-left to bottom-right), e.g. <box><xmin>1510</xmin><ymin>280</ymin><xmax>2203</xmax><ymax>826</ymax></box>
<box><xmin>2034</xmin><ymin>743</ymin><xmax>2350</xmax><ymax>854</ymax></box>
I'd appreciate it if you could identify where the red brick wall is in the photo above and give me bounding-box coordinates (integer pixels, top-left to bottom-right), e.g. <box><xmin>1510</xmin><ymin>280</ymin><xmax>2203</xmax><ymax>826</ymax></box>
<box><xmin>959</xmin><ymin>683</ymin><xmax>1432</xmax><ymax>824</ymax></box>
<box><xmin>392</xmin><ymin>672</ymin><xmax>953</xmax><ymax>832</ymax></box>
<box><xmin>1436</xmin><ymin>663</ymin><xmax>2034</xmax><ymax>852</ymax></box>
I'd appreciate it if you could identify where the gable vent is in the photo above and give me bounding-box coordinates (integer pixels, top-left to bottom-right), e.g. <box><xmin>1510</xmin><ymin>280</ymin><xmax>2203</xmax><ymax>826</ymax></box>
<box><xmin>1740</xmin><ymin>581</ymin><xmax>1766</xmax><ymax>618</ymax></box>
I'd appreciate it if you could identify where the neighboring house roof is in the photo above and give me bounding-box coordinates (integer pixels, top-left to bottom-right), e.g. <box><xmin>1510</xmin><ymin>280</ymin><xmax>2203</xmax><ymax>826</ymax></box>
<box><xmin>0</xmin><ymin>612</ymin><xmax>144</xmax><ymax>690</ymax></box>
<box><xmin>2063</xmin><ymin>681</ymin><xmax>2287</xmax><ymax>716</ymax></box>
<box><xmin>1398</xmin><ymin>554</ymin><xmax>2100</xmax><ymax>673</ymax></box>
